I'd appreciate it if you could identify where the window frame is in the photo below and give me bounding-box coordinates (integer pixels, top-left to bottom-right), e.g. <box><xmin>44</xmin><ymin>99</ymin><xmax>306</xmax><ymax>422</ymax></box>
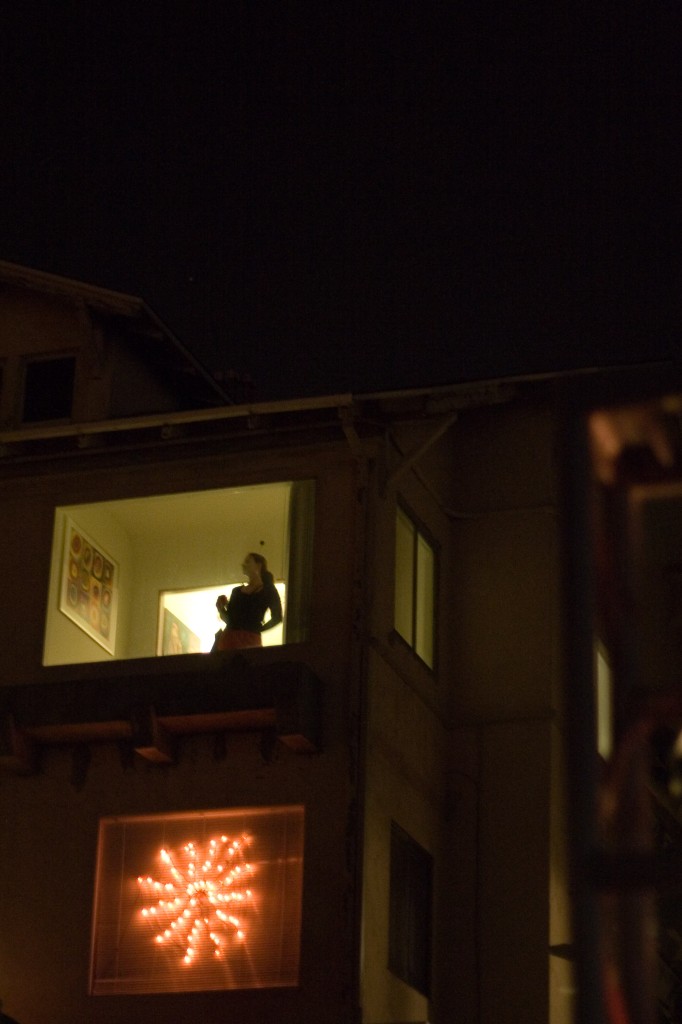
<box><xmin>388</xmin><ymin>820</ymin><xmax>433</xmax><ymax>996</ymax></box>
<box><xmin>21</xmin><ymin>351</ymin><xmax>77</xmax><ymax>423</ymax></box>
<box><xmin>595</xmin><ymin>639</ymin><xmax>613</xmax><ymax>760</ymax></box>
<box><xmin>393</xmin><ymin>501</ymin><xmax>438</xmax><ymax>670</ymax></box>
<box><xmin>43</xmin><ymin>479</ymin><xmax>315</xmax><ymax>666</ymax></box>
<box><xmin>90</xmin><ymin>804</ymin><xmax>305</xmax><ymax>995</ymax></box>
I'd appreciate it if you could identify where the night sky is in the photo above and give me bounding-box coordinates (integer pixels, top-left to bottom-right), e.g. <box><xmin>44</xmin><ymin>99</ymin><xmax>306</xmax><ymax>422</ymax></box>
<box><xmin>1</xmin><ymin>3</ymin><xmax>681</xmax><ymax>399</ymax></box>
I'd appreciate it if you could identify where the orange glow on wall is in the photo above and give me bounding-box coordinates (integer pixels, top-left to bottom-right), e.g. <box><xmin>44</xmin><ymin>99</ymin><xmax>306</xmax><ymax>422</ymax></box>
<box><xmin>91</xmin><ymin>806</ymin><xmax>304</xmax><ymax>995</ymax></box>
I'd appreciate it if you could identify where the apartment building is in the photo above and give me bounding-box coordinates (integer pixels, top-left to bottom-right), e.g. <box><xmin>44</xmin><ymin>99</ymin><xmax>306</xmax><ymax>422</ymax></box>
<box><xmin>0</xmin><ymin>262</ymin><xmax>574</xmax><ymax>1024</ymax></box>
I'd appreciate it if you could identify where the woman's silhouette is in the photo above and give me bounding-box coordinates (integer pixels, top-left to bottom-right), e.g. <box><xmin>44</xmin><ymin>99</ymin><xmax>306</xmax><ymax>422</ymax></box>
<box><xmin>212</xmin><ymin>552</ymin><xmax>283</xmax><ymax>651</ymax></box>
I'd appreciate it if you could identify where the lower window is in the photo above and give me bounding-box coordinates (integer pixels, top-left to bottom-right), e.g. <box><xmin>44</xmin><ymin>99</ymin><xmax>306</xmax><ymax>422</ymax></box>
<box><xmin>389</xmin><ymin>821</ymin><xmax>433</xmax><ymax>996</ymax></box>
<box><xmin>90</xmin><ymin>805</ymin><xmax>305</xmax><ymax>995</ymax></box>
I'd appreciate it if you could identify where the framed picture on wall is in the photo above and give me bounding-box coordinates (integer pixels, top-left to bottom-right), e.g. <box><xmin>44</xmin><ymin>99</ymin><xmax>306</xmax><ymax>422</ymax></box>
<box><xmin>158</xmin><ymin>608</ymin><xmax>201</xmax><ymax>656</ymax></box>
<box><xmin>59</xmin><ymin>516</ymin><xmax>118</xmax><ymax>654</ymax></box>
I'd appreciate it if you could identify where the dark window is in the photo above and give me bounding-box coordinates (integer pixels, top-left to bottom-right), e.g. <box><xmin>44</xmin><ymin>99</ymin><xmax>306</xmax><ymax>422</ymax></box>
<box><xmin>23</xmin><ymin>356</ymin><xmax>76</xmax><ymax>422</ymax></box>
<box><xmin>389</xmin><ymin>821</ymin><xmax>433</xmax><ymax>996</ymax></box>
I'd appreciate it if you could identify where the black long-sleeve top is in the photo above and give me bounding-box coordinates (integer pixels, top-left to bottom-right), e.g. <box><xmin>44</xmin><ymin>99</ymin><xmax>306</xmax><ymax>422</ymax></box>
<box><xmin>225</xmin><ymin>582</ymin><xmax>283</xmax><ymax>633</ymax></box>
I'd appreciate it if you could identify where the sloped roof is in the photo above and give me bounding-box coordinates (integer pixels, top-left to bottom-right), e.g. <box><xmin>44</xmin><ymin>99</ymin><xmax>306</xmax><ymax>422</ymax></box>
<box><xmin>0</xmin><ymin>260</ymin><xmax>232</xmax><ymax>406</ymax></box>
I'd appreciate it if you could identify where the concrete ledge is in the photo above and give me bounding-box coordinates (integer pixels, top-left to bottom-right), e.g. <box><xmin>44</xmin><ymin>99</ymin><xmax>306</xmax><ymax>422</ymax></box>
<box><xmin>0</xmin><ymin>657</ymin><xmax>322</xmax><ymax>773</ymax></box>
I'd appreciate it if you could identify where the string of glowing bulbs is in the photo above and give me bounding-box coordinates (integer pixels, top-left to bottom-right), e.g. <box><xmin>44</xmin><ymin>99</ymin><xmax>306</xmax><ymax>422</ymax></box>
<box><xmin>137</xmin><ymin>834</ymin><xmax>255</xmax><ymax>964</ymax></box>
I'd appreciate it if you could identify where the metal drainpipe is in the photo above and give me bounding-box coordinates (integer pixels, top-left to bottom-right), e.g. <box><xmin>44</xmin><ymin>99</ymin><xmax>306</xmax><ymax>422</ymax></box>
<box><xmin>559</xmin><ymin>404</ymin><xmax>605</xmax><ymax>1024</ymax></box>
<box><xmin>347</xmin><ymin>434</ymin><xmax>373</xmax><ymax>1024</ymax></box>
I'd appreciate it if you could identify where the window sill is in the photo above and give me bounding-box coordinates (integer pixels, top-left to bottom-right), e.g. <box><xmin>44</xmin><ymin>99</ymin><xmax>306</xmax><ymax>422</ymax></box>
<box><xmin>387</xmin><ymin>629</ymin><xmax>436</xmax><ymax>675</ymax></box>
<box><xmin>0</xmin><ymin>652</ymin><xmax>321</xmax><ymax>774</ymax></box>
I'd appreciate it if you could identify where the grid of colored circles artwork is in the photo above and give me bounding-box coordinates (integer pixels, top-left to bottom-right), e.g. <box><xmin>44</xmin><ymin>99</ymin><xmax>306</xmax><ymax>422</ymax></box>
<box><xmin>66</xmin><ymin>526</ymin><xmax>115</xmax><ymax>642</ymax></box>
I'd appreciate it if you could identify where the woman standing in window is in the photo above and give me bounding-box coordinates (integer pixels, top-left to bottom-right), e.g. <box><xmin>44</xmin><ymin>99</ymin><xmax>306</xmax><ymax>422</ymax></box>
<box><xmin>212</xmin><ymin>553</ymin><xmax>283</xmax><ymax>651</ymax></box>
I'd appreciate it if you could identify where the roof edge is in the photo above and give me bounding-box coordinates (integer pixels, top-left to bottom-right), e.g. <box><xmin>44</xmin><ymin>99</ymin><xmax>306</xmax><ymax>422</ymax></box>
<box><xmin>0</xmin><ymin>260</ymin><xmax>233</xmax><ymax>405</ymax></box>
<box><xmin>0</xmin><ymin>260</ymin><xmax>146</xmax><ymax>316</ymax></box>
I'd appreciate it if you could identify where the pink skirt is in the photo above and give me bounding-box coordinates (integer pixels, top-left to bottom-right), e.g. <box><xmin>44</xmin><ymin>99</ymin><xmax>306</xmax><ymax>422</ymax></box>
<box><xmin>215</xmin><ymin>629</ymin><xmax>262</xmax><ymax>651</ymax></box>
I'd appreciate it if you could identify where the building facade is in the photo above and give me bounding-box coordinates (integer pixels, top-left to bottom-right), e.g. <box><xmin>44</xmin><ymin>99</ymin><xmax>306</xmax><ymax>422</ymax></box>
<box><xmin>0</xmin><ymin>263</ymin><xmax>573</xmax><ymax>1024</ymax></box>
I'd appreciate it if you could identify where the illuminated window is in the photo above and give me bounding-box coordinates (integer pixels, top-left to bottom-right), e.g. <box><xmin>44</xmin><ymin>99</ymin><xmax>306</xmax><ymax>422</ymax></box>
<box><xmin>22</xmin><ymin>355</ymin><xmax>76</xmax><ymax>422</ymax></box>
<box><xmin>157</xmin><ymin>582</ymin><xmax>286</xmax><ymax>654</ymax></box>
<box><xmin>90</xmin><ymin>805</ymin><xmax>305</xmax><ymax>995</ymax></box>
<box><xmin>389</xmin><ymin>821</ymin><xmax>433</xmax><ymax>996</ymax></box>
<box><xmin>595</xmin><ymin>641</ymin><xmax>613</xmax><ymax>760</ymax></box>
<box><xmin>394</xmin><ymin>505</ymin><xmax>436</xmax><ymax>668</ymax></box>
<box><xmin>43</xmin><ymin>480</ymin><xmax>315</xmax><ymax>665</ymax></box>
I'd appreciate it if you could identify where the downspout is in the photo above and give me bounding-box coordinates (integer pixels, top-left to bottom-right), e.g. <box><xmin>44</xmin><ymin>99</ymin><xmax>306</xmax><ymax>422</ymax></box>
<box><xmin>340</xmin><ymin>400</ymin><xmax>375</xmax><ymax>1023</ymax></box>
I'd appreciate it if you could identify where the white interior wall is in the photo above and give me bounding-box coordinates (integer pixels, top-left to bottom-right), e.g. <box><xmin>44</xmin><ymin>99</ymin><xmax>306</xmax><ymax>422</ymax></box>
<box><xmin>43</xmin><ymin>505</ymin><xmax>134</xmax><ymax>665</ymax></box>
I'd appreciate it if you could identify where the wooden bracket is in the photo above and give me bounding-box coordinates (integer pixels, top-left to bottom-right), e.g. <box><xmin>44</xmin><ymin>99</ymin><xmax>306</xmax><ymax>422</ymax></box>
<box><xmin>130</xmin><ymin>705</ymin><xmax>175</xmax><ymax>763</ymax></box>
<box><xmin>0</xmin><ymin>712</ymin><xmax>37</xmax><ymax>774</ymax></box>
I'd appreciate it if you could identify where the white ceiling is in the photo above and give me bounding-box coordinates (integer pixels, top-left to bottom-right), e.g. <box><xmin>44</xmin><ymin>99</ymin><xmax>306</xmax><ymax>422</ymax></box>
<box><xmin>64</xmin><ymin>482</ymin><xmax>292</xmax><ymax>543</ymax></box>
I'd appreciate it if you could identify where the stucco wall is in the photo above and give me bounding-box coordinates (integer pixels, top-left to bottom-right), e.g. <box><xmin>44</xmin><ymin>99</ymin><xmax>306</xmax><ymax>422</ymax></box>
<box><xmin>0</xmin><ymin>443</ymin><xmax>364</xmax><ymax>1024</ymax></box>
<box><xmin>360</xmin><ymin>400</ymin><xmax>567</xmax><ymax>1024</ymax></box>
<box><xmin>361</xmin><ymin>650</ymin><xmax>451</xmax><ymax>1023</ymax></box>
<box><xmin>0</xmin><ymin>732</ymin><xmax>353</xmax><ymax>1024</ymax></box>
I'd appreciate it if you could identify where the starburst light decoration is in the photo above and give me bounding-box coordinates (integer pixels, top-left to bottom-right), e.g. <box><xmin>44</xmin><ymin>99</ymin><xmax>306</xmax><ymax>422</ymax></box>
<box><xmin>137</xmin><ymin>833</ymin><xmax>255</xmax><ymax>965</ymax></box>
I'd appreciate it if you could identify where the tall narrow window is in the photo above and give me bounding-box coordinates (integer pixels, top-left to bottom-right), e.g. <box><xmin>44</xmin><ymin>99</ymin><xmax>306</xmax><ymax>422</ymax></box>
<box><xmin>394</xmin><ymin>505</ymin><xmax>436</xmax><ymax>668</ymax></box>
<box><xmin>595</xmin><ymin>641</ymin><xmax>613</xmax><ymax>760</ymax></box>
<box><xmin>22</xmin><ymin>355</ymin><xmax>76</xmax><ymax>422</ymax></box>
<box><xmin>389</xmin><ymin>821</ymin><xmax>433</xmax><ymax>996</ymax></box>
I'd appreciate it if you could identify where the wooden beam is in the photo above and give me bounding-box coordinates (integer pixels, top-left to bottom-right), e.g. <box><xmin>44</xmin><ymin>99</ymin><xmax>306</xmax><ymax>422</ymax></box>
<box><xmin>274</xmin><ymin>667</ymin><xmax>321</xmax><ymax>753</ymax></box>
<box><xmin>130</xmin><ymin>705</ymin><xmax>174</xmax><ymax>763</ymax></box>
<box><xmin>0</xmin><ymin>712</ymin><xmax>36</xmax><ymax>774</ymax></box>
<box><xmin>386</xmin><ymin>412</ymin><xmax>458</xmax><ymax>489</ymax></box>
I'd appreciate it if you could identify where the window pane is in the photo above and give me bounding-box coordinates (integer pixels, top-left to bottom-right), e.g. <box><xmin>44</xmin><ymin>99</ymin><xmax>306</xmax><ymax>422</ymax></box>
<box><xmin>158</xmin><ymin>583</ymin><xmax>286</xmax><ymax>654</ymax></box>
<box><xmin>415</xmin><ymin>534</ymin><xmax>434</xmax><ymax>668</ymax></box>
<box><xmin>23</xmin><ymin>356</ymin><xmax>75</xmax><ymax>421</ymax></box>
<box><xmin>595</xmin><ymin>643</ymin><xmax>613</xmax><ymax>760</ymax></box>
<box><xmin>91</xmin><ymin>806</ymin><xmax>304</xmax><ymax>995</ymax></box>
<box><xmin>44</xmin><ymin>482</ymin><xmax>312</xmax><ymax>665</ymax></box>
<box><xmin>389</xmin><ymin>821</ymin><xmax>432</xmax><ymax>996</ymax></box>
<box><xmin>394</xmin><ymin>508</ymin><xmax>414</xmax><ymax>644</ymax></box>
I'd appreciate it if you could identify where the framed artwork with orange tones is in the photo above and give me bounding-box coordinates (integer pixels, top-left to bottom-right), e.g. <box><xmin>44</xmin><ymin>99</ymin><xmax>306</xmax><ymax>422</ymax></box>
<box><xmin>158</xmin><ymin>608</ymin><xmax>201</xmax><ymax>656</ymax></box>
<box><xmin>59</xmin><ymin>516</ymin><xmax>118</xmax><ymax>653</ymax></box>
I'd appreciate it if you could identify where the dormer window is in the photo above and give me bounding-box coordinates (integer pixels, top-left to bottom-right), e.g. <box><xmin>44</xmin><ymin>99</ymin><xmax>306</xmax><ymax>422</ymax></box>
<box><xmin>22</xmin><ymin>354</ymin><xmax>76</xmax><ymax>422</ymax></box>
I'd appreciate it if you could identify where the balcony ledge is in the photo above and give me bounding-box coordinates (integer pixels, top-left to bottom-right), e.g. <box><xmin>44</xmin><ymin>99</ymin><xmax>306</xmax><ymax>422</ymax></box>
<box><xmin>0</xmin><ymin>653</ymin><xmax>322</xmax><ymax>774</ymax></box>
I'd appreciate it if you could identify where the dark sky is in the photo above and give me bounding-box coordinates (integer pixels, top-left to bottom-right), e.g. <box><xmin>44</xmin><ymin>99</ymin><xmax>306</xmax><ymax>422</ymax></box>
<box><xmin>1</xmin><ymin>3</ymin><xmax>681</xmax><ymax>399</ymax></box>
